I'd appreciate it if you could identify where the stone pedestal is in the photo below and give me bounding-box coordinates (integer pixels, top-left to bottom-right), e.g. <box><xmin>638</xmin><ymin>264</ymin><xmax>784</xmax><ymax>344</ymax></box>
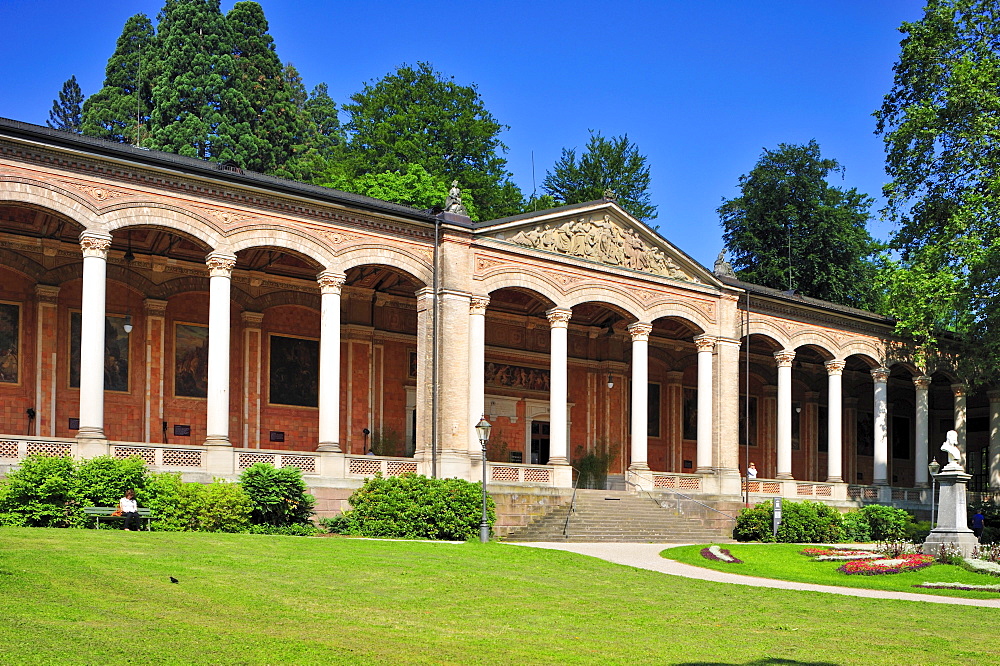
<box><xmin>922</xmin><ymin>466</ymin><xmax>979</xmax><ymax>558</ymax></box>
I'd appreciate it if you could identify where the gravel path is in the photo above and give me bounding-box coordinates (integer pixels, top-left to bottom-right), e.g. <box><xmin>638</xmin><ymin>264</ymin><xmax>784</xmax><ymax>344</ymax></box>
<box><xmin>508</xmin><ymin>541</ymin><xmax>1000</xmax><ymax>608</ymax></box>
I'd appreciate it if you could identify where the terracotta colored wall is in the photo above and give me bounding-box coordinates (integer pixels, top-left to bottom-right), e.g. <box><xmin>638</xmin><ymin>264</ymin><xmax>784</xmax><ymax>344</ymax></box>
<box><xmin>0</xmin><ymin>268</ymin><xmax>35</xmax><ymax>436</ymax></box>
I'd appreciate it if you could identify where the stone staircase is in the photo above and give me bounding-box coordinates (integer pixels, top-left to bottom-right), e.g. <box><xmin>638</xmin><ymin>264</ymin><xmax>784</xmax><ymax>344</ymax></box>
<box><xmin>503</xmin><ymin>489</ymin><xmax>738</xmax><ymax>543</ymax></box>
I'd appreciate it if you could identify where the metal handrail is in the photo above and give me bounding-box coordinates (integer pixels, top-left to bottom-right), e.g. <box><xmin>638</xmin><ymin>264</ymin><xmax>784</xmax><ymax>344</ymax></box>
<box><xmin>562</xmin><ymin>470</ymin><xmax>582</xmax><ymax>538</ymax></box>
<box><xmin>625</xmin><ymin>470</ymin><xmax>737</xmax><ymax>522</ymax></box>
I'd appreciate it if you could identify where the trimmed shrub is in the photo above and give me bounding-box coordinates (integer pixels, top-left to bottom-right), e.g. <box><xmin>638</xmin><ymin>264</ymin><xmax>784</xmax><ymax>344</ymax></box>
<box><xmin>76</xmin><ymin>455</ymin><xmax>148</xmax><ymax>507</ymax></box>
<box><xmin>733</xmin><ymin>500</ymin><xmax>844</xmax><ymax>543</ymax></box>
<box><xmin>846</xmin><ymin>504</ymin><xmax>911</xmax><ymax>542</ymax></box>
<box><xmin>841</xmin><ymin>510</ymin><xmax>871</xmax><ymax>542</ymax></box>
<box><xmin>0</xmin><ymin>454</ymin><xmax>82</xmax><ymax>527</ymax></box>
<box><xmin>246</xmin><ymin>523</ymin><xmax>319</xmax><ymax>536</ymax></box>
<box><xmin>905</xmin><ymin>520</ymin><xmax>932</xmax><ymax>544</ymax></box>
<box><xmin>330</xmin><ymin>474</ymin><xmax>494</xmax><ymax>540</ymax></box>
<box><xmin>199</xmin><ymin>480</ymin><xmax>253</xmax><ymax>533</ymax></box>
<box><xmin>138</xmin><ymin>472</ymin><xmax>189</xmax><ymax>532</ymax></box>
<box><xmin>239</xmin><ymin>463</ymin><xmax>315</xmax><ymax>526</ymax></box>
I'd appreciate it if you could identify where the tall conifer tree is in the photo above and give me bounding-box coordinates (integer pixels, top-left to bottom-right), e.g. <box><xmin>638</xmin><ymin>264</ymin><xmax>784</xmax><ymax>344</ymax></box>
<box><xmin>46</xmin><ymin>76</ymin><xmax>84</xmax><ymax>133</ymax></box>
<box><xmin>81</xmin><ymin>14</ymin><xmax>156</xmax><ymax>144</ymax></box>
<box><xmin>146</xmin><ymin>0</ymin><xmax>237</xmax><ymax>161</ymax></box>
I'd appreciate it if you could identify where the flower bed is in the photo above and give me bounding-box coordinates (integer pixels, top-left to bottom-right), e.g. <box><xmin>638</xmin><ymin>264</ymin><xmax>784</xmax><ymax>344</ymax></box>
<box><xmin>800</xmin><ymin>547</ymin><xmax>879</xmax><ymax>561</ymax></box>
<box><xmin>700</xmin><ymin>545</ymin><xmax>742</xmax><ymax>563</ymax></box>
<box><xmin>914</xmin><ymin>581</ymin><xmax>1000</xmax><ymax>592</ymax></box>
<box><xmin>838</xmin><ymin>554</ymin><xmax>934</xmax><ymax>576</ymax></box>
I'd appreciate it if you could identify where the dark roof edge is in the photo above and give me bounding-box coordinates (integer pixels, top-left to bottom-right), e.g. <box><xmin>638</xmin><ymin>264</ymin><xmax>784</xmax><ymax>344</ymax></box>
<box><xmin>718</xmin><ymin>275</ymin><xmax>896</xmax><ymax>327</ymax></box>
<box><xmin>0</xmin><ymin>117</ymin><xmax>437</xmax><ymax>224</ymax></box>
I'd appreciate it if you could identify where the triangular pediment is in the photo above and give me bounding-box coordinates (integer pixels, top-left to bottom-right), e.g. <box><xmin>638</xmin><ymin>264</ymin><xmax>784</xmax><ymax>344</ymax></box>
<box><xmin>481</xmin><ymin>202</ymin><xmax>719</xmax><ymax>286</ymax></box>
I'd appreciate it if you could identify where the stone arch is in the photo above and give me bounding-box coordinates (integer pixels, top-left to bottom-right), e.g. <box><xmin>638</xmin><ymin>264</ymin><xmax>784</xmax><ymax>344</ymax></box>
<box><xmin>562</xmin><ymin>287</ymin><xmax>645</xmax><ymax>321</ymax></box>
<box><xmin>928</xmin><ymin>366</ymin><xmax>961</xmax><ymax>384</ymax></box>
<box><xmin>644</xmin><ymin>301</ymin><xmax>713</xmax><ymax>336</ymax></box>
<box><xmin>226</xmin><ymin>225</ymin><xmax>337</xmax><ymax>270</ymax></box>
<box><xmin>839</xmin><ymin>340</ymin><xmax>884</xmax><ymax>367</ymax></box>
<box><xmin>154</xmin><ymin>276</ymin><xmax>210</xmax><ymax>300</ymax></box>
<box><xmin>476</xmin><ymin>268</ymin><xmax>563</xmax><ymax>305</ymax></box>
<box><xmin>101</xmin><ymin>204</ymin><xmax>222</xmax><ymax>251</ymax></box>
<box><xmin>788</xmin><ymin>332</ymin><xmax>839</xmax><ymax>359</ymax></box>
<box><xmin>744</xmin><ymin>319</ymin><xmax>792</xmax><ymax>349</ymax></box>
<box><xmin>105</xmin><ymin>265</ymin><xmax>160</xmax><ymax>297</ymax></box>
<box><xmin>0</xmin><ymin>176</ymin><xmax>100</xmax><ymax>230</ymax></box>
<box><xmin>886</xmin><ymin>360</ymin><xmax>922</xmax><ymax>377</ymax></box>
<box><xmin>0</xmin><ymin>248</ymin><xmax>45</xmax><ymax>282</ymax></box>
<box><xmin>252</xmin><ymin>291</ymin><xmax>321</xmax><ymax>312</ymax></box>
<box><xmin>332</xmin><ymin>245</ymin><xmax>432</xmax><ymax>287</ymax></box>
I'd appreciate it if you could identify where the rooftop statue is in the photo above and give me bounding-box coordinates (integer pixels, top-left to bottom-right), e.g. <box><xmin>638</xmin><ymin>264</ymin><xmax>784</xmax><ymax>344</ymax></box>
<box><xmin>444</xmin><ymin>180</ymin><xmax>469</xmax><ymax>216</ymax></box>
<box><xmin>714</xmin><ymin>250</ymin><xmax>735</xmax><ymax>278</ymax></box>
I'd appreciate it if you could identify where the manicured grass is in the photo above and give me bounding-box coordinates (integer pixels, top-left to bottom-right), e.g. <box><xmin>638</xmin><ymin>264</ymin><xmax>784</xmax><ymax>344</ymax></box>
<box><xmin>662</xmin><ymin>543</ymin><xmax>1000</xmax><ymax>599</ymax></box>
<box><xmin>1</xmin><ymin>528</ymin><xmax>998</xmax><ymax>664</ymax></box>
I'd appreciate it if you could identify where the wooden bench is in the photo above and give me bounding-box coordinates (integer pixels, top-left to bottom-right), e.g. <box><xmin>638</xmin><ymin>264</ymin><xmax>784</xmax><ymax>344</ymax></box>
<box><xmin>83</xmin><ymin>507</ymin><xmax>153</xmax><ymax>530</ymax></box>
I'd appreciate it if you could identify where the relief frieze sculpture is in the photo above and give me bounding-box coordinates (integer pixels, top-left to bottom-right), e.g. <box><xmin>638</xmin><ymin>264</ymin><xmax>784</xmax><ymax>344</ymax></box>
<box><xmin>495</xmin><ymin>214</ymin><xmax>698</xmax><ymax>282</ymax></box>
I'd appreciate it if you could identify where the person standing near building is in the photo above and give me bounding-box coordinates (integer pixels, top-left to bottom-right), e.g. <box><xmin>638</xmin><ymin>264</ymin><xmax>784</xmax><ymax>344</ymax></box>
<box><xmin>747</xmin><ymin>462</ymin><xmax>758</xmax><ymax>480</ymax></box>
<box><xmin>119</xmin><ymin>489</ymin><xmax>140</xmax><ymax>531</ymax></box>
<box><xmin>972</xmin><ymin>511</ymin><xmax>985</xmax><ymax>540</ymax></box>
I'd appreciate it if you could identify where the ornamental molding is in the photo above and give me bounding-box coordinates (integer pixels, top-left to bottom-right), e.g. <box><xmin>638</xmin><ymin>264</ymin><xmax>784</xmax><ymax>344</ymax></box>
<box><xmin>58</xmin><ymin>180</ymin><xmax>130</xmax><ymax>202</ymax></box>
<box><xmin>317</xmin><ymin>270</ymin><xmax>347</xmax><ymax>294</ymax></box>
<box><xmin>913</xmin><ymin>375</ymin><xmax>932</xmax><ymax>390</ymax></box>
<box><xmin>475</xmin><ymin>255</ymin><xmax>509</xmax><ymax>273</ymax></box>
<box><xmin>546</xmin><ymin>308</ymin><xmax>572</xmax><ymax>326</ymax></box>
<box><xmin>825</xmin><ymin>360</ymin><xmax>846</xmax><ymax>376</ymax></box>
<box><xmin>470</xmin><ymin>295</ymin><xmax>490</xmax><ymax>315</ymax></box>
<box><xmin>206</xmin><ymin>253</ymin><xmax>236</xmax><ymax>276</ymax></box>
<box><xmin>34</xmin><ymin>284</ymin><xmax>60</xmax><ymax>304</ymax></box>
<box><xmin>774</xmin><ymin>350</ymin><xmax>796</xmax><ymax>367</ymax></box>
<box><xmin>193</xmin><ymin>206</ymin><xmax>256</xmax><ymax>225</ymax></box>
<box><xmin>79</xmin><ymin>232</ymin><xmax>112</xmax><ymax>258</ymax></box>
<box><xmin>744</xmin><ymin>299</ymin><xmax>892</xmax><ymax>339</ymax></box>
<box><xmin>951</xmin><ymin>383</ymin><xmax>967</xmax><ymax>398</ymax></box>
<box><xmin>693</xmin><ymin>335</ymin><xmax>717</xmax><ymax>352</ymax></box>
<box><xmin>871</xmin><ymin>367</ymin><xmax>891</xmax><ymax>383</ymax></box>
<box><xmin>491</xmin><ymin>212</ymin><xmax>703</xmax><ymax>283</ymax></box>
<box><xmin>627</xmin><ymin>322</ymin><xmax>653</xmax><ymax>341</ymax></box>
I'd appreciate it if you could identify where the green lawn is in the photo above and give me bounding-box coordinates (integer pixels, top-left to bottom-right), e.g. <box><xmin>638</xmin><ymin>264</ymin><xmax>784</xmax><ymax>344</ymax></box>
<box><xmin>661</xmin><ymin>543</ymin><xmax>1000</xmax><ymax>599</ymax></box>
<box><xmin>0</xmin><ymin>528</ymin><xmax>998</xmax><ymax>664</ymax></box>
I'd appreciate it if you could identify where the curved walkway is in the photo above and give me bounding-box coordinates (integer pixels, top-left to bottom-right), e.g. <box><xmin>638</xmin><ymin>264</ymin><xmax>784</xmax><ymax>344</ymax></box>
<box><xmin>509</xmin><ymin>542</ymin><xmax>1000</xmax><ymax>608</ymax></box>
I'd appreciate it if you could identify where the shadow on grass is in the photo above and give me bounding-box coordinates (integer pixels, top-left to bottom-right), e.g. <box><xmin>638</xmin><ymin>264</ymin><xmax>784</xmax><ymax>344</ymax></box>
<box><xmin>674</xmin><ymin>657</ymin><xmax>838</xmax><ymax>666</ymax></box>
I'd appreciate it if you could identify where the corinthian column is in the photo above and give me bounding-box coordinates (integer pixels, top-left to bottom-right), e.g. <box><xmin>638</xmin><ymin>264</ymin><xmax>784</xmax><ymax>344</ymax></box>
<box><xmin>317</xmin><ymin>271</ymin><xmax>346</xmax><ymax>452</ymax></box>
<box><xmin>628</xmin><ymin>322</ymin><xmax>653</xmax><ymax>471</ymax></box>
<box><xmin>547</xmin><ymin>308</ymin><xmax>572</xmax><ymax>466</ymax></box>
<box><xmin>469</xmin><ymin>296</ymin><xmax>489</xmax><ymax>459</ymax></box>
<box><xmin>205</xmin><ymin>252</ymin><xmax>236</xmax><ymax>446</ymax></box>
<box><xmin>913</xmin><ymin>375</ymin><xmax>931</xmax><ymax>486</ymax></box>
<box><xmin>825</xmin><ymin>360</ymin><xmax>846</xmax><ymax>483</ymax></box>
<box><xmin>694</xmin><ymin>335</ymin><xmax>716</xmax><ymax>472</ymax></box>
<box><xmin>774</xmin><ymin>350</ymin><xmax>796</xmax><ymax>479</ymax></box>
<box><xmin>78</xmin><ymin>231</ymin><xmax>112</xmax><ymax>441</ymax></box>
<box><xmin>872</xmin><ymin>367</ymin><xmax>890</xmax><ymax>485</ymax></box>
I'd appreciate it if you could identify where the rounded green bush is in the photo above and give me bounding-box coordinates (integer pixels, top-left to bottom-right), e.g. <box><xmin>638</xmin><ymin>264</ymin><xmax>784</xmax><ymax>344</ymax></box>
<box><xmin>734</xmin><ymin>500</ymin><xmax>844</xmax><ymax>543</ymax></box>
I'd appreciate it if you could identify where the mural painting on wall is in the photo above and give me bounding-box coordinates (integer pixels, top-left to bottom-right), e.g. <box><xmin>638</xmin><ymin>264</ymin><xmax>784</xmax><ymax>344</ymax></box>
<box><xmin>857</xmin><ymin>412</ymin><xmax>874</xmax><ymax>456</ymax></box>
<box><xmin>408</xmin><ymin>350</ymin><xmax>417</xmax><ymax>378</ymax></box>
<box><xmin>683</xmin><ymin>388</ymin><xmax>697</xmax><ymax>440</ymax></box>
<box><xmin>69</xmin><ymin>312</ymin><xmax>129</xmax><ymax>392</ymax></box>
<box><xmin>174</xmin><ymin>324</ymin><xmax>209</xmax><ymax>398</ymax></box>
<box><xmin>269</xmin><ymin>334</ymin><xmax>319</xmax><ymax>407</ymax></box>
<box><xmin>0</xmin><ymin>302</ymin><xmax>18</xmax><ymax>384</ymax></box>
<box><xmin>739</xmin><ymin>395</ymin><xmax>758</xmax><ymax>447</ymax></box>
<box><xmin>485</xmin><ymin>362</ymin><xmax>549</xmax><ymax>392</ymax></box>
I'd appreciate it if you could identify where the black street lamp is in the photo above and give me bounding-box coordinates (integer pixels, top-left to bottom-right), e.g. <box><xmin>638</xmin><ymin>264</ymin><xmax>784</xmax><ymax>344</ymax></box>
<box><xmin>928</xmin><ymin>458</ymin><xmax>940</xmax><ymax>528</ymax></box>
<box><xmin>475</xmin><ymin>416</ymin><xmax>492</xmax><ymax>543</ymax></box>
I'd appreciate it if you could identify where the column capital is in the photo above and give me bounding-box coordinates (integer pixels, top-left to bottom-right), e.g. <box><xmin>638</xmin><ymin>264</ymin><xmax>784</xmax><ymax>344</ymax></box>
<box><xmin>144</xmin><ymin>298</ymin><xmax>168</xmax><ymax>317</ymax></box>
<box><xmin>470</xmin><ymin>295</ymin><xmax>490</xmax><ymax>315</ymax></box>
<box><xmin>913</xmin><ymin>375</ymin><xmax>932</xmax><ymax>390</ymax></box>
<box><xmin>951</xmin><ymin>383</ymin><xmax>967</xmax><ymax>398</ymax></box>
<box><xmin>241</xmin><ymin>311</ymin><xmax>264</xmax><ymax>327</ymax></box>
<box><xmin>80</xmin><ymin>231</ymin><xmax>112</xmax><ymax>258</ymax></box>
<box><xmin>714</xmin><ymin>336</ymin><xmax>743</xmax><ymax>349</ymax></box>
<box><xmin>627</xmin><ymin>321</ymin><xmax>653</xmax><ymax>341</ymax></box>
<box><xmin>206</xmin><ymin>252</ymin><xmax>237</xmax><ymax>277</ymax></box>
<box><xmin>693</xmin><ymin>334</ymin><xmax>717</xmax><ymax>352</ymax></box>
<box><xmin>774</xmin><ymin>350</ymin><xmax>796</xmax><ymax>367</ymax></box>
<box><xmin>546</xmin><ymin>307</ymin><xmax>572</xmax><ymax>327</ymax></box>
<box><xmin>824</xmin><ymin>359</ymin><xmax>846</xmax><ymax>376</ymax></box>
<box><xmin>871</xmin><ymin>367</ymin><xmax>890</xmax><ymax>383</ymax></box>
<box><xmin>988</xmin><ymin>390</ymin><xmax>1000</xmax><ymax>404</ymax></box>
<box><xmin>34</xmin><ymin>284</ymin><xmax>60</xmax><ymax>304</ymax></box>
<box><xmin>317</xmin><ymin>270</ymin><xmax>346</xmax><ymax>294</ymax></box>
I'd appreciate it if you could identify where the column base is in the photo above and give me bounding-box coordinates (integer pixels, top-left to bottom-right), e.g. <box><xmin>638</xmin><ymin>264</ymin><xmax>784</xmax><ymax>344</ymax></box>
<box><xmin>696</xmin><ymin>466</ymin><xmax>714</xmax><ymax>474</ymax></box>
<box><xmin>76</xmin><ymin>427</ymin><xmax>106</xmax><ymax>440</ymax></box>
<box><xmin>825</xmin><ymin>476</ymin><xmax>844</xmax><ymax>484</ymax></box>
<box><xmin>548</xmin><ymin>456</ymin><xmax>569</xmax><ymax>466</ymax></box>
<box><xmin>776</xmin><ymin>472</ymin><xmax>793</xmax><ymax>480</ymax></box>
<box><xmin>874</xmin><ymin>479</ymin><xmax>888</xmax><ymax>486</ymax></box>
<box><xmin>203</xmin><ymin>435</ymin><xmax>231</xmax><ymax>447</ymax></box>
<box><xmin>75</xmin><ymin>433</ymin><xmax>109</xmax><ymax>460</ymax></box>
<box><xmin>316</xmin><ymin>442</ymin><xmax>342</xmax><ymax>453</ymax></box>
<box><xmin>628</xmin><ymin>462</ymin><xmax>650</xmax><ymax>471</ymax></box>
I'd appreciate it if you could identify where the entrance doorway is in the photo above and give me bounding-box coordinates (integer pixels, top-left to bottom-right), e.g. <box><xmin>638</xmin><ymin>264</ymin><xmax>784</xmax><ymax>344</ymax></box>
<box><xmin>530</xmin><ymin>420</ymin><xmax>550</xmax><ymax>464</ymax></box>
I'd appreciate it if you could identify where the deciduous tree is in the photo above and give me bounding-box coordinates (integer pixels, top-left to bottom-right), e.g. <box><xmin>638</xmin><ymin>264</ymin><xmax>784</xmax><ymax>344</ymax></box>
<box><xmin>874</xmin><ymin>0</ymin><xmax>1000</xmax><ymax>380</ymax></box>
<box><xmin>718</xmin><ymin>140</ymin><xmax>881</xmax><ymax>309</ymax></box>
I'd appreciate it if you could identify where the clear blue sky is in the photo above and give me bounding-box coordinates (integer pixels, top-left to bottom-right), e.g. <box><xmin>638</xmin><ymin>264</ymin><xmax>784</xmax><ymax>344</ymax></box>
<box><xmin>0</xmin><ymin>0</ymin><xmax>924</xmax><ymax>269</ymax></box>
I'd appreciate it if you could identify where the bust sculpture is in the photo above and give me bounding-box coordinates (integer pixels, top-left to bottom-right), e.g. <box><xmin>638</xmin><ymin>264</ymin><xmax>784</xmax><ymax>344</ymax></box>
<box><xmin>940</xmin><ymin>429</ymin><xmax>963</xmax><ymax>469</ymax></box>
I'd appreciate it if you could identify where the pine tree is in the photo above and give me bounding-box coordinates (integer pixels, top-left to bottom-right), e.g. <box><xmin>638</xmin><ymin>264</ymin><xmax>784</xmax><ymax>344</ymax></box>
<box><xmin>146</xmin><ymin>0</ymin><xmax>237</xmax><ymax>161</ymax></box>
<box><xmin>46</xmin><ymin>76</ymin><xmax>84</xmax><ymax>133</ymax></box>
<box><xmin>304</xmin><ymin>83</ymin><xmax>342</xmax><ymax>157</ymax></box>
<box><xmin>81</xmin><ymin>14</ymin><xmax>156</xmax><ymax>144</ymax></box>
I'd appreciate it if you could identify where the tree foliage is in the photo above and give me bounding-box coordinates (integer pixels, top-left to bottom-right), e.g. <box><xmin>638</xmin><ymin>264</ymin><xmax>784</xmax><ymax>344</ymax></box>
<box><xmin>47</xmin><ymin>76</ymin><xmax>84</xmax><ymax>133</ymax></box>
<box><xmin>543</xmin><ymin>131</ymin><xmax>657</xmax><ymax>221</ymax></box>
<box><xmin>80</xmin><ymin>13</ymin><xmax>155</xmax><ymax>144</ymax></box>
<box><xmin>874</xmin><ymin>0</ymin><xmax>1000</xmax><ymax>381</ymax></box>
<box><xmin>341</xmin><ymin>61</ymin><xmax>521</xmax><ymax>220</ymax></box>
<box><xmin>718</xmin><ymin>140</ymin><xmax>881</xmax><ymax>309</ymax></box>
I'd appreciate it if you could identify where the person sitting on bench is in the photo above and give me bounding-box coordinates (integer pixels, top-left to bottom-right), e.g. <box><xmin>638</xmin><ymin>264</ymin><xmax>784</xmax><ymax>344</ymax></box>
<box><xmin>119</xmin><ymin>489</ymin><xmax>140</xmax><ymax>532</ymax></box>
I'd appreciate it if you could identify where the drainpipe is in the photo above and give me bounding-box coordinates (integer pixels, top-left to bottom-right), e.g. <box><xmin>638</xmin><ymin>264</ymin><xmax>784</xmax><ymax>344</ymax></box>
<box><xmin>431</xmin><ymin>215</ymin><xmax>440</xmax><ymax>478</ymax></box>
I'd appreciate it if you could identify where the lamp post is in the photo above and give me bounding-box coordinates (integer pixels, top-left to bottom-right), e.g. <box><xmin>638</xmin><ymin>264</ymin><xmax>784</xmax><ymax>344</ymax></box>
<box><xmin>475</xmin><ymin>416</ymin><xmax>492</xmax><ymax>543</ymax></box>
<box><xmin>928</xmin><ymin>458</ymin><xmax>940</xmax><ymax>528</ymax></box>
